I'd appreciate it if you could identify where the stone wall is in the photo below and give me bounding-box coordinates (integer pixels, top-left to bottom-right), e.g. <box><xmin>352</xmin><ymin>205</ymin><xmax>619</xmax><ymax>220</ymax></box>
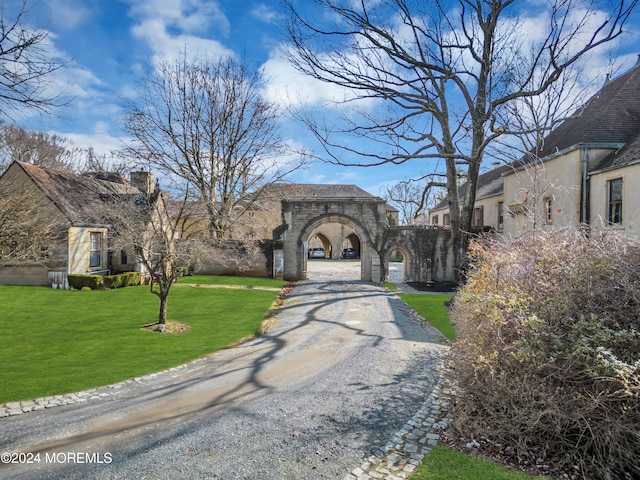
<box><xmin>380</xmin><ymin>226</ymin><xmax>454</xmax><ymax>283</ymax></box>
<box><xmin>195</xmin><ymin>239</ymin><xmax>272</xmax><ymax>278</ymax></box>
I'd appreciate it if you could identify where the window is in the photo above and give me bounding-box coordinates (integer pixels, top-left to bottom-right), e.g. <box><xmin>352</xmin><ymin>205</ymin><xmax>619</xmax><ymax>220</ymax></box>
<box><xmin>544</xmin><ymin>197</ymin><xmax>553</xmax><ymax>225</ymax></box>
<box><xmin>90</xmin><ymin>232</ymin><xmax>102</xmax><ymax>268</ymax></box>
<box><xmin>432</xmin><ymin>215</ymin><xmax>438</xmax><ymax>225</ymax></box>
<box><xmin>472</xmin><ymin>205</ymin><xmax>484</xmax><ymax>226</ymax></box>
<box><xmin>608</xmin><ymin>178</ymin><xmax>623</xmax><ymax>225</ymax></box>
<box><xmin>497</xmin><ymin>202</ymin><xmax>504</xmax><ymax>230</ymax></box>
<box><xmin>443</xmin><ymin>213</ymin><xmax>451</xmax><ymax>226</ymax></box>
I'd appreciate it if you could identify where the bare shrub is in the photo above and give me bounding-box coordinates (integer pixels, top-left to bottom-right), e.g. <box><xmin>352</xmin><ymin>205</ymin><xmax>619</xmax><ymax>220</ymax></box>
<box><xmin>449</xmin><ymin>227</ymin><xmax>640</xmax><ymax>479</ymax></box>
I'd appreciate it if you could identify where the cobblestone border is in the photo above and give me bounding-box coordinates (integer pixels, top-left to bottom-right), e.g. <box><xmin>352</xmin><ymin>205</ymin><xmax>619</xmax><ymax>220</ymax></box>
<box><xmin>341</xmin><ymin>289</ymin><xmax>454</xmax><ymax>479</ymax></box>
<box><xmin>343</xmin><ymin>352</ymin><xmax>453</xmax><ymax>480</ymax></box>
<box><xmin>0</xmin><ymin>359</ymin><xmax>208</xmax><ymax>418</ymax></box>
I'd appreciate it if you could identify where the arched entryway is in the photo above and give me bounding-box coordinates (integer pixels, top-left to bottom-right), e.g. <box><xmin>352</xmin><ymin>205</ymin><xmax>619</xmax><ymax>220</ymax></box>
<box><xmin>307</xmin><ymin>232</ymin><xmax>332</xmax><ymax>259</ymax></box>
<box><xmin>342</xmin><ymin>233</ymin><xmax>361</xmax><ymax>259</ymax></box>
<box><xmin>383</xmin><ymin>244</ymin><xmax>413</xmax><ymax>284</ymax></box>
<box><xmin>299</xmin><ymin>214</ymin><xmax>372</xmax><ymax>281</ymax></box>
<box><xmin>277</xmin><ymin>196</ymin><xmax>388</xmax><ymax>282</ymax></box>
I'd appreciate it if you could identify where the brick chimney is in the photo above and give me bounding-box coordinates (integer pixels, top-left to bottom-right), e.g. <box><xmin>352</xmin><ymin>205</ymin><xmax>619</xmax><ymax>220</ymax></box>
<box><xmin>130</xmin><ymin>171</ymin><xmax>155</xmax><ymax>195</ymax></box>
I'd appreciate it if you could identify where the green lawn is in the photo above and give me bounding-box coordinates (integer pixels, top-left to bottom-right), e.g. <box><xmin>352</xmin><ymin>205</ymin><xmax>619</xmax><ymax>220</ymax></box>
<box><xmin>178</xmin><ymin>274</ymin><xmax>285</xmax><ymax>288</ymax></box>
<box><xmin>412</xmin><ymin>444</ymin><xmax>549</xmax><ymax>480</ymax></box>
<box><xmin>0</xmin><ymin>278</ymin><xmax>282</xmax><ymax>403</ymax></box>
<box><xmin>398</xmin><ymin>293</ymin><xmax>456</xmax><ymax>340</ymax></box>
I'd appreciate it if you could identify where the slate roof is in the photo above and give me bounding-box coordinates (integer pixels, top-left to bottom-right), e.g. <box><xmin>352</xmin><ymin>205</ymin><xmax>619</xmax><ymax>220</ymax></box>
<box><xmin>14</xmin><ymin>162</ymin><xmax>143</xmax><ymax>225</ymax></box>
<box><xmin>537</xmin><ymin>64</ymin><xmax>640</xmax><ymax>156</ymax></box>
<box><xmin>431</xmin><ymin>163</ymin><xmax>513</xmax><ymax>211</ymax></box>
<box><xmin>591</xmin><ymin>131</ymin><xmax>640</xmax><ymax>173</ymax></box>
<box><xmin>259</xmin><ymin>183</ymin><xmax>378</xmax><ymax>199</ymax></box>
<box><xmin>252</xmin><ymin>183</ymin><xmax>398</xmax><ymax>211</ymax></box>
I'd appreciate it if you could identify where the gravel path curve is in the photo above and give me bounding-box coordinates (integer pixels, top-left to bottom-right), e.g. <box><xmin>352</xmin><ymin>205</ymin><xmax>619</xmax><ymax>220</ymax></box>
<box><xmin>0</xmin><ymin>262</ymin><xmax>447</xmax><ymax>479</ymax></box>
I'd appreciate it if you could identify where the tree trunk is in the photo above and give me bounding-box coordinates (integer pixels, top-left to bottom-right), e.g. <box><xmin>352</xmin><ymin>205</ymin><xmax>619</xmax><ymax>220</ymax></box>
<box><xmin>158</xmin><ymin>291</ymin><xmax>168</xmax><ymax>326</ymax></box>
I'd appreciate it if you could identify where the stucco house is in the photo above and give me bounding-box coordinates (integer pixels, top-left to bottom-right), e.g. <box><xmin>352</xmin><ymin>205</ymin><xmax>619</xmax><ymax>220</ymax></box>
<box><xmin>430</xmin><ymin>61</ymin><xmax>640</xmax><ymax>241</ymax></box>
<box><xmin>0</xmin><ymin>161</ymin><xmax>156</xmax><ymax>288</ymax></box>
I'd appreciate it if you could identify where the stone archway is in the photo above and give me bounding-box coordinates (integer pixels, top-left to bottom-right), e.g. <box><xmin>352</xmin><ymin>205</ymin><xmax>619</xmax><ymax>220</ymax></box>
<box><xmin>277</xmin><ymin>197</ymin><xmax>388</xmax><ymax>281</ymax></box>
<box><xmin>273</xmin><ymin>196</ymin><xmax>458</xmax><ymax>284</ymax></box>
<box><xmin>307</xmin><ymin>231</ymin><xmax>332</xmax><ymax>258</ymax></box>
<box><xmin>383</xmin><ymin>243</ymin><xmax>413</xmax><ymax>283</ymax></box>
<box><xmin>300</xmin><ymin>214</ymin><xmax>371</xmax><ymax>280</ymax></box>
<box><xmin>343</xmin><ymin>233</ymin><xmax>361</xmax><ymax>258</ymax></box>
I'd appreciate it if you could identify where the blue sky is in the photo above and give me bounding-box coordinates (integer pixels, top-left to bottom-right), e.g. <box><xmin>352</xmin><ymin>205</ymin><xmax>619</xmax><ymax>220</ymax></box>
<box><xmin>12</xmin><ymin>0</ymin><xmax>640</xmax><ymax>197</ymax></box>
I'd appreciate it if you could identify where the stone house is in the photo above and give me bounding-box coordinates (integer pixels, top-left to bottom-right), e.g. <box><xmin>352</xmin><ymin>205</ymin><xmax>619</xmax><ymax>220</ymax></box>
<box><xmin>429</xmin><ymin>61</ymin><xmax>640</xmax><ymax>241</ymax></box>
<box><xmin>0</xmin><ymin>161</ymin><xmax>157</xmax><ymax>288</ymax></box>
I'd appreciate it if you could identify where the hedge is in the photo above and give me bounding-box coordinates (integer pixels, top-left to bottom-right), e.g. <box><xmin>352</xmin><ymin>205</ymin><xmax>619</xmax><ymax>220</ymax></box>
<box><xmin>104</xmin><ymin>272</ymin><xmax>140</xmax><ymax>289</ymax></box>
<box><xmin>68</xmin><ymin>274</ymin><xmax>103</xmax><ymax>290</ymax></box>
<box><xmin>68</xmin><ymin>272</ymin><xmax>140</xmax><ymax>290</ymax></box>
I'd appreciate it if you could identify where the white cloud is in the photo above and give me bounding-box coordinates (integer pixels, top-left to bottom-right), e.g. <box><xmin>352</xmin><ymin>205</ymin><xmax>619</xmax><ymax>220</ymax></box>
<box><xmin>55</xmin><ymin>122</ymin><xmax>125</xmax><ymax>156</ymax></box>
<box><xmin>45</xmin><ymin>0</ymin><xmax>92</xmax><ymax>30</ymax></box>
<box><xmin>251</xmin><ymin>4</ymin><xmax>281</xmax><ymax>24</ymax></box>
<box><xmin>125</xmin><ymin>0</ymin><xmax>229</xmax><ymax>35</ymax></box>
<box><xmin>131</xmin><ymin>19</ymin><xmax>234</xmax><ymax>68</ymax></box>
<box><xmin>260</xmin><ymin>46</ymin><xmax>380</xmax><ymax>110</ymax></box>
<box><xmin>126</xmin><ymin>0</ymin><xmax>235</xmax><ymax>69</ymax></box>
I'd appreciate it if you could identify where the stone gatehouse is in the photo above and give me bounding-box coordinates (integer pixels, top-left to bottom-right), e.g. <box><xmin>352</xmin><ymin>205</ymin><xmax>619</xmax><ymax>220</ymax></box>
<box><xmin>272</xmin><ymin>196</ymin><xmax>456</xmax><ymax>283</ymax></box>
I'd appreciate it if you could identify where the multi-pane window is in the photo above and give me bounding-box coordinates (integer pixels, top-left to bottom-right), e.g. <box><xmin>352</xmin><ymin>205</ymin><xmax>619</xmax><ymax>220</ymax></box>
<box><xmin>432</xmin><ymin>215</ymin><xmax>438</xmax><ymax>225</ymax></box>
<box><xmin>497</xmin><ymin>202</ymin><xmax>504</xmax><ymax>230</ymax></box>
<box><xmin>443</xmin><ymin>213</ymin><xmax>451</xmax><ymax>226</ymax></box>
<box><xmin>90</xmin><ymin>232</ymin><xmax>102</xmax><ymax>268</ymax></box>
<box><xmin>608</xmin><ymin>178</ymin><xmax>623</xmax><ymax>225</ymax></box>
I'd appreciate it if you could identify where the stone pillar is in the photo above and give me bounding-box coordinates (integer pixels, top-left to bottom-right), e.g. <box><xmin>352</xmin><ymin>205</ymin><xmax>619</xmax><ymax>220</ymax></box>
<box><xmin>370</xmin><ymin>254</ymin><xmax>381</xmax><ymax>283</ymax></box>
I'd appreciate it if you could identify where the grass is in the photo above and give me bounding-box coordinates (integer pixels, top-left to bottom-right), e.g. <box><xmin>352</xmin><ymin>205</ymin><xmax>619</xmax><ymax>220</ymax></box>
<box><xmin>0</xmin><ymin>277</ymin><xmax>282</xmax><ymax>403</ymax></box>
<box><xmin>178</xmin><ymin>274</ymin><xmax>285</xmax><ymax>288</ymax></box>
<box><xmin>384</xmin><ymin>282</ymin><xmax>399</xmax><ymax>291</ymax></box>
<box><xmin>412</xmin><ymin>444</ymin><xmax>549</xmax><ymax>480</ymax></box>
<box><xmin>398</xmin><ymin>293</ymin><xmax>456</xmax><ymax>340</ymax></box>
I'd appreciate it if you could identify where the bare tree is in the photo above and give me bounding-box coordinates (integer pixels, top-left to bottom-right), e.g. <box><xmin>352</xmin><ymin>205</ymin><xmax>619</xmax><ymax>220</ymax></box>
<box><xmin>76</xmin><ymin>147</ymin><xmax>130</xmax><ymax>177</ymax></box>
<box><xmin>284</xmin><ymin>0</ymin><xmax>638</xmax><ymax>278</ymax></box>
<box><xmin>107</xmin><ymin>186</ymin><xmax>205</xmax><ymax>330</ymax></box>
<box><xmin>383</xmin><ymin>178</ymin><xmax>442</xmax><ymax>225</ymax></box>
<box><xmin>0</xmin><ymin>177</ymin><xmax>65</xmax><ymax>264</ymax></box>
<box><xmin>122</xmin><ymin>52</ymin><xmax>308</xmax><ymax>240</ymax></box>
<box><xmin>0</xmin><ymin>0</ymin><xmax>67</xmax><ymax>118</ymax></box>
<box><xmin>0</xmin><ymin>121</ymin><xmax>81</xmax><ymax>173</ymax></box>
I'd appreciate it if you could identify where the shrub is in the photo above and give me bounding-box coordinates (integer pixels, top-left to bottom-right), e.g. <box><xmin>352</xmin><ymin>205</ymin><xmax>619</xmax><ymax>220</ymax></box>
<box><xmin>449</xmin><ymin>228</ymin><xmax>640</xmax><ymax>480</ymax></box>
<box><xmin>121</xmin><ymin>272</ymin><xmax>141</xmax><ymax>287</ymax></box>
<box><xmin>103</xmin><ymin>274</ymin><xmax>123</xmax><ymax>289</ymax></box>
<box><xmin>68</xmin><ymin>274</ymin><xmax>104</xmax><ymax>290</ymax></box>
<box><xmin>176</xmin><ymin>266</ymin><xmax>193</xmax><ymax>278</ymax></box>
<box><xmin>68</xmin><ymin>272</ymin><xmax>140</xmax><ymax>290</ymax></box>
<box><xmin>123</xmin><ymin>272</ymin><xmax>140</xmax><ymax>287</ymax></box>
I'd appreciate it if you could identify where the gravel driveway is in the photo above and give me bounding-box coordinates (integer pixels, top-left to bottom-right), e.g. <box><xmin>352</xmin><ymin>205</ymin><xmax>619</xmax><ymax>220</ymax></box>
<box><xmin>0</xmin><ymin>261</ymin><xmax>447</xmax><ymax>479</ymax></box>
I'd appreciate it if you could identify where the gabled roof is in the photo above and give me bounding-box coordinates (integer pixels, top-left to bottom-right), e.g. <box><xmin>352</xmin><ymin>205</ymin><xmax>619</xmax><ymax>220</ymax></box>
<box><xmin>252</xmin><ymin>183</ymin><xmax>398</xmax><ymax>211</ymax></box>
<box><xmin>537</xmin><ymin>64</ymin><xmax>640</xmax><ymax>156</ymax></box>
<box><xmin>431</xmin><ymin>163</ymin><xmax>513</xmax><ymax>211</ymax></box>
<box><xmin>12</xmin><ymin>162</ymin><xmax>143</xmax><ymax>225</ymax></box>
<box><xmin>591</xmin><ymin>130</ymin><xmax>640</xmax><ymax>174</ymax></box>
<box><xmin>260</xmin><ymin>183</ymin><xmax>377</xmax><ymax>199</ymax></box>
